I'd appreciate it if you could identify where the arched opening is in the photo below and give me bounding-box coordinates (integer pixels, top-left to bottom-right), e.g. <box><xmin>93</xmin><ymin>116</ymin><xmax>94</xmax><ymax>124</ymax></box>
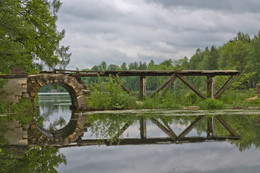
<box><xmin>27</xmin><ymin>74</ymin><xmax>87</xmax><ymax>145</ymax></box>
<box><xmin>35</xmin><ymin>84</ymin><xmax>72</xmax><ymax>131</ymax></box>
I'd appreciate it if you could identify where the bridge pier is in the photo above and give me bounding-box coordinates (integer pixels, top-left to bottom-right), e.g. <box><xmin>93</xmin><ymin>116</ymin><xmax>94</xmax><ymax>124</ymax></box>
<box><xmin>139</xmin><ymin>75</ymin><xmax>146</xmax><ymax>99</ymax></box>
<box><xmin>207</xmin><ymin>76</ymin><xmax>215</xmax><ymax>98</ymax></box>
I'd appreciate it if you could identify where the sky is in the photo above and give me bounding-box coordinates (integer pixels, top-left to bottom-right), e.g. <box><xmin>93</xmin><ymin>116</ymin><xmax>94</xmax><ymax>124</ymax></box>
<box><xmin>56</xmin><ymin>0</ymin><xmax>260</xmax><ymax>70</ymax></box>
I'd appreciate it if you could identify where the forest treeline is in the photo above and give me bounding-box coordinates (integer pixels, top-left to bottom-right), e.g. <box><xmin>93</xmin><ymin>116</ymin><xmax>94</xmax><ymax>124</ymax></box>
<box><xmin>82</xmin><ymin>32</ymin><xmax>260</xmax><ymax>92</ymax></box>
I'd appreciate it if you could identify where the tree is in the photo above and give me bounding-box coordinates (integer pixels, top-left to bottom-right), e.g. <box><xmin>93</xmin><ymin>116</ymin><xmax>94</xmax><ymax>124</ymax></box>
<box><xmin>189</xmin><ymin>48</ymin><xmax>203</xmax><ymax>70</ymax></box>
<box><xmin>100</xmin><ymin>61</ymin><xmax>107</xmax><ymax>71</ymax></box>
<box><xmin>128</xmin><ymin>62</ymin><xmax>138</xmax><ymax>70</ymax></box>
<box><xmin>107</xmin><ymin>64</ymin><xmax>120</xmax><ymax>71</ymax></box>
<box><xmin>138</xmin><ymin>61</ymin><xmax>147</xmax><ymax>70</ymax></box>
<box><xmin>120</xmin><ymin>62</ymin><xmax>127</xmax><ymax>70</ymax></box>
<box><xmin>0</xmin><ymin>0</ymin><xmax>70</xmax><ymax>74</ymax></box>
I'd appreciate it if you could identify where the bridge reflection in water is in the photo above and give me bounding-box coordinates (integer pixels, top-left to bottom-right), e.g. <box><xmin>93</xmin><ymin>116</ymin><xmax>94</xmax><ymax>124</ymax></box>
<box><xmin>2</xmin><ymin>111</ymin><xmax>246</xmax><ymax>148</ymax></box>
<box><xmin>58</xmin><ymin>114</ymin><xmax>240</xmax><ymax>148</ymax></box>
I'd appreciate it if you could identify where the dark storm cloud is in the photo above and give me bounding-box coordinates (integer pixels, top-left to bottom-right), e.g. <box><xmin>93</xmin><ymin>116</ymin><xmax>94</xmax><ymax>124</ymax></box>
<box><xmin>57</xmin><ymin>0</ymin><xmax>260</xmax><ymax>69</ymax></box>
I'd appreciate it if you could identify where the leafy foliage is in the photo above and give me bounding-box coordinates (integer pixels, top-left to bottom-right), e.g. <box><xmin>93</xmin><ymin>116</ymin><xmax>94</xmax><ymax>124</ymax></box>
<box><xmin>86</xmin><ymin>76</ymin><xmax>136</xmax><ymax>109</ymax></box>
<box><xmin>0</xmin><ymin>0</ymin><xmax>70</xmax><ymax>74</ymax></box>
<box><xmin>0</xmin><ymin>98</ymin><xmax>34</xmax><ymax>124</ymax></box>
<box><xmin>0</xmin><ymin>146</ymin><xmax>66</xmax><ymax>173</ymax></box>
<box><xmin>86</xmin><ymin>114</ymin><xmax>137</xmax><ymax>144</ymax></box>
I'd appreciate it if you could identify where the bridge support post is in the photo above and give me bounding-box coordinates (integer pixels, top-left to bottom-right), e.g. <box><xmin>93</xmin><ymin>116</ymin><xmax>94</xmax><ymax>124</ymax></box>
<box><xmin>139</xmin><ymin>75</ymin><xmax>146</xmax><ymax>99</ymax></box>
<box><xmin>140</xmin><ymin>118</ymin><xmax>146</xmax><ymax>139</ymax></box>
<box><xmin>207</xmin><ymin>76</ymin><xmax>215</xmax><ymax>98</ymax></box>
<box><xmin>207</xmin><ymin>117</ymin><xmax>215</xmax><ymax>137</ymax></box>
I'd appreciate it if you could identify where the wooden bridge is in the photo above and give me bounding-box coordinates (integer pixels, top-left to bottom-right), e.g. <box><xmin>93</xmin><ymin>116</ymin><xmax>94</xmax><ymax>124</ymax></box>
<box><xmin>42</xmin><ymin>69</ymin><xmax>240</xmax><ymax>99</ymax></box>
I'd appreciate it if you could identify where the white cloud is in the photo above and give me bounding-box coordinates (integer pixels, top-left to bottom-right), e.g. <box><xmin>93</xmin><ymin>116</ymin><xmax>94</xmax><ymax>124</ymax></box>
<box><xmin>56</xmin><ymin>0</ymin><xmax>260</xmax><ymax>69</ymax></box>
<box><xmin>57</xmin><ymin>143</ymin><xmax>260</xmax><ymax>173</ymax></box>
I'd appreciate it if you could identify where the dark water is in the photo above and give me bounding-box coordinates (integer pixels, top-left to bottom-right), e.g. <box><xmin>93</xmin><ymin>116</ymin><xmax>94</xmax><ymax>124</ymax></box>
<box><xmin>1</xmin><ymin>93</ymin><xmax>260</xmax><ymax>173</ymax></box>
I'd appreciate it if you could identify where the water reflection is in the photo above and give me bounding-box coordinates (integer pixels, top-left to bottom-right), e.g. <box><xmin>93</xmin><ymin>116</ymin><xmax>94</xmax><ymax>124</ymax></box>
<box><xmin>69</xmin><ymin>114</ymin><xmax>239</xmax><ymax>147</ymax></box>
<box><xmin>1</xmin><ymin>93</ymin><xmax>260</xmax><ymax>172</ymax></box>
<box><xmin>2</xmin><ymin>112</ymin><xmax>260</xmax><ymax>172</ymax></box>
<box><xmin>3</xmin><ymin>112</ymin><xmax>260</xmax><ymax>149</ymax></box>
<box><xmin>36</xmin><ymin>92</ymin><xmax>72</xmax><ymax>131</ymax></box>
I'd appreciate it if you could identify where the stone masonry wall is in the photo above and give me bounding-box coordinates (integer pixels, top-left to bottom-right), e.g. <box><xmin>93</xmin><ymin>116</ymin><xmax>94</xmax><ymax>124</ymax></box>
<box><xmin>2</xmin><ymin>77</ymin><xmax>29</xmax><ymax>103</ymax></box>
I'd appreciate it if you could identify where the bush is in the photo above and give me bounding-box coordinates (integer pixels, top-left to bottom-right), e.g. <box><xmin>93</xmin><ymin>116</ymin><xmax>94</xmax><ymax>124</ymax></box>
<box><xmin>247</xmin><ymin>99</ymin><xmax>260</xmax><ymax>106</ymax></box>
<box><xmin>86</xmin><ymin>76</ymin><xmax>136</xmax><ymax>109</ymax></box>
<box><xmin>199</xmin><ymin>98</ymin><xmax>224</xmax><ymax>110</ymax></box>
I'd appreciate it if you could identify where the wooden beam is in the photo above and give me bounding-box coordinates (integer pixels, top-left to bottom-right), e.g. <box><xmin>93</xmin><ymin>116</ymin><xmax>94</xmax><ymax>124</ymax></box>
<box><xmin>176</xmin><ymin>74</ymin><xmax>207</xmax><ymax>99</ymax></box>
<box><xmin>214</xmin><ymin>74</ymin><xmax>239</xmax><ymax>99</ymax></box>
<box><xmin>160</xmin><ymin>118</ymin><xmax>177</xmax><ymax>138</ymax></box>
<box><xmin>69</xmin><ymin>136</ymin><xmax>240</xmax><ymax>147</ymax></box>
<box><xmin>177</xmin><ymin>115</ymin><xmax>205</xmax><ymax>140</ymax></box>
<box><xmin>49</xmin><ymin>69</ymin><xmax>240</xmax><ymax>77</ymax></box>
<box><xmin>150</xmin><ymin>118</ymin><xmax>176</xmax><ymax>140</ymax></box>
<box><xmin>160</xmin><ymin>74</ymin><xmax>177</xmax><ymax>98</ymax></box>
<box><xmin>140</xmin><ymin>118</ymin><xmax>147</xmax><ymax>139</ymax></box>
<box><xmin>215</xmin><ymin>116</ymin><xmax>239</xmax><ymax>137</ymax></box>
<box><xmin>207</xmin><ymin>117</ymin><xmax>215</xmax><ymax>137</ymax></box>
<box><xmin>111</xmin><ymin>75</ymin><xmax>135</xmax><ymax>97</ymax></box>
<box><xmin>112</xmin><ymin>121</ymin><xmax>134</xmax><ymax>140</ymax></box>
<box><xmin>214</xmin><ymin>75</ymin><xmax>233</xmax><ymax>97</ymax></box>
<box><xmin>149</xmin><ymin>74</ymin><xmax>176</xmax><ymax>98</ymax></box>
<box><xmin>206</xmin><ymin>76</ymin><xmax>215</xmax><ymax>98</ymax></box>
<box><xmin>139</xmin><ymin>75</ymin><xmax>146</xmax><ymax>99</ymax></box>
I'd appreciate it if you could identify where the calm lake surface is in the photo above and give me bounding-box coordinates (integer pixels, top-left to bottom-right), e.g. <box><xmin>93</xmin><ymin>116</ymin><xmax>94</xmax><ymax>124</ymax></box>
<box><xmin>2</xmin><ymin>93</ymin><xmax>260</xmax><ymax>173</ymax></box>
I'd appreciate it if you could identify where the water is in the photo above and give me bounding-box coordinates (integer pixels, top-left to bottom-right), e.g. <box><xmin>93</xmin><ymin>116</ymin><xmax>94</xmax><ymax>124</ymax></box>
<box><xmin>1</xmin><ymin>93</ymin><xmax>260</xmax><ymax>173</ymax></box>
<box><xmin>37</xmin><ymin>92</ymin><xmax>72</xmax><ymax>130</ymax></box>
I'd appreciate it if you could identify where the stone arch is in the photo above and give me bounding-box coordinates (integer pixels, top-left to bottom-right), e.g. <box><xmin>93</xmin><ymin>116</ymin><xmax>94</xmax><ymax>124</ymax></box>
<box><xmin>27</xmin><ymin>74</ymin><xmax>87</xmax><ymax>146</ymax></box>
<box><xmin>27</xmin><ymin>74</ymin><xmax>86</xmax><ymax>112</ymax></box>
<box><xmin>28</xmin><ymin>112</ymin><xmax>86</xmax><ymax>146</ymax></box>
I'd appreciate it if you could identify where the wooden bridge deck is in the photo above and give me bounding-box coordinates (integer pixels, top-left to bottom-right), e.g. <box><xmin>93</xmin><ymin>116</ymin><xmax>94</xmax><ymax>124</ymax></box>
<box><xmin>42</xmin><ymin>69</ymin><xmax>240</xmax><ymax>77</ymax></box>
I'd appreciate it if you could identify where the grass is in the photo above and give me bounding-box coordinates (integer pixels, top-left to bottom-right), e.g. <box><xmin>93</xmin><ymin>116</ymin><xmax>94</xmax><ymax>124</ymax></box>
<box><xmin>199</xmin><ymin>98</ymin><xmax>224</xmax><ymax>110</ymax></box>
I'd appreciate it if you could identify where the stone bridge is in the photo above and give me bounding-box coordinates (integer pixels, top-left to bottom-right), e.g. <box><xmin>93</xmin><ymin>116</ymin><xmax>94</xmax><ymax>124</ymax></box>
<box><xmin>0</xmin><ymin>69</ymin><xmax>87</xmax><ymax>146</ymax></box>
<box><xmin>1</xmin><ymin>72</ymin><xmax>86</xmax><ymax>112</ymax></box>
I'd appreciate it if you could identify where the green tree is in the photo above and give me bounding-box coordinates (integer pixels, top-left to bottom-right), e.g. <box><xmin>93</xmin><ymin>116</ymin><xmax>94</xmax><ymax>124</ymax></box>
<box><xmin>107</xmin><ymin>64</ymin><xmax>120</xmax><ymax>71</ymax></box>
<box><xmin>189</xmin><ymin>48</ymin><xmax>203</xmax><ymax>70</ymax></box>
<box><xmin>100</xmin><ymin>61</ymin><xmax>107</xmax><ymax>71</ymax></box>
<box><xmin>249</xmin><ymin>31</ymin><xmax>260</xmax><ymax>85</ymax></box>
<box><xmin>0</xmin><ymin>0</ymin><xmax>70</xmax><ymax>74</ymax></box>
<box><xmin>120</xmin><ymin>62</ymin><xmax>127</xmax><ymax>70</ymax></box>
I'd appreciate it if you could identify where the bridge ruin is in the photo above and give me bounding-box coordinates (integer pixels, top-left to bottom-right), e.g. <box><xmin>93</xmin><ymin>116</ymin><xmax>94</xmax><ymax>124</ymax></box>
<box><xmin>0</xmin><ymin>68</ymin><xmax>241</xmax><ymax>146</ymax></box>
<box><xmin>0</xmin><ymin>68</ymin><xmax>240</xmax><ymax>106</ymax></box>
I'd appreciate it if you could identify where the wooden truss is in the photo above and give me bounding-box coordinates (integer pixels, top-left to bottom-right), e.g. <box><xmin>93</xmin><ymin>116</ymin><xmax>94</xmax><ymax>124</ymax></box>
<box><xmin>44</xmin><ymin>69</ymin><xmax>240</xmax><ymax>99</ymax></box>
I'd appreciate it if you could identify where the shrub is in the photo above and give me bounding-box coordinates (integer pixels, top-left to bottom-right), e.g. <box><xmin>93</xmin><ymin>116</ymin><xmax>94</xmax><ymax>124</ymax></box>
<box><xmin>199</xmin><ymin>98</ymin><xmax>224</xmax><ymax>110</ymax></box>
<box><xmin>86</xmin><ymin>76</ymin><xmax>136</xmax><ymax>109</ymax></box>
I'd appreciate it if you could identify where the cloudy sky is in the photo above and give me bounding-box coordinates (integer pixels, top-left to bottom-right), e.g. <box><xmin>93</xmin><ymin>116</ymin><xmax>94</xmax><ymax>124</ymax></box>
<box><xmin>56</xmin><ymin>0</ymin><xmax>260</xmax><ymax>70</ymax></box>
